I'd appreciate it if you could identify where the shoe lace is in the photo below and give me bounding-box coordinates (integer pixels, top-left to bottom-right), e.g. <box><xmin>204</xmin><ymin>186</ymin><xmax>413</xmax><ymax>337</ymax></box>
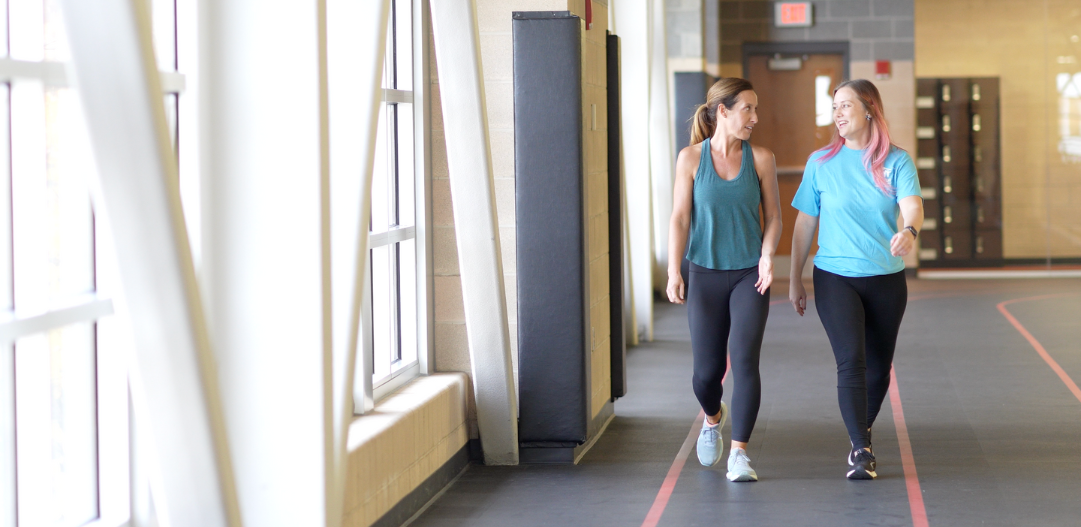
<box><xmin>700</xmin><ymin>427</ymin><xmax>717</xmax><ymax>446</ymax></box>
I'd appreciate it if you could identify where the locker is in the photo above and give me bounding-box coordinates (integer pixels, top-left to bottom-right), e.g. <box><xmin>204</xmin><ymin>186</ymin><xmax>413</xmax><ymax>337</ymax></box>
<box><xmin>918</xmin><ymin>168</ymin><xmax>939</xmax><ymax>192</ymax></box>
<box><xmin>970</xmin><ymin>78</ymin><xmax>1000</xmax><ymax>205</ymax></box>
<box><xmin>969</xmin><ymin>78</ymin><xmax>999</xmax><ymax>119</ymax></box>
<box><xmin>917</xmin><ymin>136</ymin><xmax>939</xmax><ymax>159</ymax></box>
<box><xmin>938</xmin><ymin>137</ymin><xmax>971</xmax><ymax>173</ymax></box>
<box><xmin>938</xmin><ymin>167</ymin><xmax>972</xmax><ymax>200</ymax></box>
<box><xmin>919</xmin><ymin>196</ymin><xmax>943</xmax><ymax>262</ymax></box>
<box><xmin>919</xmin><ymin>228</ymin><xmax>943</xmax><ymax>261</ymax></box>
<box><xmin>922</xmin><ymin>197</ymin><xmax>942</xmax><ymax>231</ymax></box>
<box><xmin>974</xmin><ymin>228</ymin><xmax>1003</xmax><ymax>259</ymax></box>
<box><xmin>914</xmin><ymin>76</ymin><xmax>1001</xmax><ymax>268</ymax></box>
<box><xmin>941</xmin><ymin>227</ymin><xmax>973</xmax><ymax>260</ymax></box>
<box><xmin>940</xmin><ymin>195</ymin><xmax>973</xmax><ymax>231</ymax></box>
<box><xmin>973</xmin><ymin>195</ymin><xmax>1001</xmax><ymax>229</ymax></box>
<box><xmin>916</xmin><ymin>78</ymin><xmax>939</xmax><ymax>106</ymax></box>
<box><xmin>973</xmin><ymin>166</ymin><xmax>999</xmax><ymax>202</ymax></box>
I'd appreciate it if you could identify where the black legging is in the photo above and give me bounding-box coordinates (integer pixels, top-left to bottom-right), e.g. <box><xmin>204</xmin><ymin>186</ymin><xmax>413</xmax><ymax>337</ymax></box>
<box><xmin>687</xmin><ymin>263</ymin><xmax>770</xmax><ymax>443</ymax></box>
<box><xmin>813</xmin><ymin>267</ymin><xmax>907</xmax><ymax>451</ymax></box>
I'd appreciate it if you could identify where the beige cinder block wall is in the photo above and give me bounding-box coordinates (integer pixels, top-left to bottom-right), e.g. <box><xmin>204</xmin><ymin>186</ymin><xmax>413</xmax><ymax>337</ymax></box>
<box><xmin>915</xmin><ymin>0</ymin><xmax>1081</xmax><ymax>258</ymax></box>
<box><xmin>431</xmin><ymin>0</ymin><xmax>614</xmax><ymax>435</ymax></box>
<box><xmin>581</xmin><ymin>1</ymin><xmax>613</xmax><ymax>421</ymax></box>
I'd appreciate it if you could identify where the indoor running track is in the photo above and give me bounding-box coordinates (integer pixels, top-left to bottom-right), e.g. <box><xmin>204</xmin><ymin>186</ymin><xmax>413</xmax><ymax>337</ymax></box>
<box><xmin>407</xmin><ymin>278</ymin><xmax>1081</xmax><ymax>527</ymax></box>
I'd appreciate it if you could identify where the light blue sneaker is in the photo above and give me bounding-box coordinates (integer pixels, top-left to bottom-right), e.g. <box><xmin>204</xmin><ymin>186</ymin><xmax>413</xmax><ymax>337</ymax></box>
<box><xmin>726</xmin><ymin>447</ymin><xmax>759</xmax><ymax>482</ymax></box>
<box><xmin>696</xmin><ymin>401</ymin><xmax>728</xmax><ymax>467</ymax></box>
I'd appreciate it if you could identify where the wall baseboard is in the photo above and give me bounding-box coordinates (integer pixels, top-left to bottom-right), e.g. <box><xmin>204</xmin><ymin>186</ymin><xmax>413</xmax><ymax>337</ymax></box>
<box><xmin>370</xmin><ymin>444</ymin><xmax>470</xmax><ymax>527</ymax></box>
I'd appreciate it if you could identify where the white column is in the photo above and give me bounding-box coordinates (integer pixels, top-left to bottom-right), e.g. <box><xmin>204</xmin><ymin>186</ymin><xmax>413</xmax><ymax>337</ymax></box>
<box><xmin>704</xmin><ymin>0</ymin><xmax>721</xmax><ymax>77</ymax></box>
<box><xmin>326</xmin><ymin>0</ymin><xmax>391</xmax><ymax>523</ymax></box>
<box><xmin>429</xmin><ymin>0</ymin><xmax>519</xmax><ymax>465</ymax></box>
<box><xmin>612</xmin><ymin>0</ymin><xmax>654</xmax><ymax>342</ymax></box>
<box><xmin>650</xmin><ymin>0</ymin><xmax>675</xmax><ymax>292</ymax></box>
<box><xmin>57</xmin><ymin>0</ymin><xmax>240</xmax><ymax>526</ymax></box>
<box><xmin>198</xmin><ymin>0</ymin><xmax>332</xmax><ymax>524</ymax></box>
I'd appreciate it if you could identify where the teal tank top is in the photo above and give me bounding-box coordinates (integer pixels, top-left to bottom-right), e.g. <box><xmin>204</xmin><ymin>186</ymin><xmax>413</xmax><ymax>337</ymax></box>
<box><xmin>684</xmin><ymin>138</ymin><xmax>763</xmax><ymax>270</ymax></box>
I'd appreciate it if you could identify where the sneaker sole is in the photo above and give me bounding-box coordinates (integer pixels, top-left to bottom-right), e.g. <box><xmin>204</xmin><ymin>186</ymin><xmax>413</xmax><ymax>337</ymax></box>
<box><xmin>726</xmin><ymin>471</ymin><xmax>758</xmax><ymax>482</ymax></box>
<box><xmin>846</xmin><ymin>468</ymin><xmax>877</xmax><ymax>480</ymax></box>
<box><xmin>697</xmin><ymin>450</ymin><xmax>721</xmax><ymax>467</ymax></box>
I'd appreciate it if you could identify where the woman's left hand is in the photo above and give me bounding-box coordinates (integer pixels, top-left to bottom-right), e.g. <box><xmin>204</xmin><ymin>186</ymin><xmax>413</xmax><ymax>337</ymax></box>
<box><xmin>755</xmin><ymin>254</ymin><xmax>773</xmax><ymax>295</ymax></box>
<box><xmin>890</xmin><ymin>229</ymin><xmax>916</xmax><ymax>257</ymax></box>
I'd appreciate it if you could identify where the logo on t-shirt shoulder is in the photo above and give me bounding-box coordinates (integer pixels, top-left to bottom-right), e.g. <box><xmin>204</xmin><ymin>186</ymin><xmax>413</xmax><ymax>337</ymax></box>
<box><xmin>883</xmin><ymin>167</ymin><xmax>894</xmax><ymax>181</ymax></box>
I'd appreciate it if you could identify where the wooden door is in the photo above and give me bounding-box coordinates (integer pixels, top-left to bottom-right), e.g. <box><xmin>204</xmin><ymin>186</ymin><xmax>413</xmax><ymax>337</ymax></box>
<box><xmin>747</xmin><ymin>54</ymin><xmax>843</xmax><ymax>255</ymax></box>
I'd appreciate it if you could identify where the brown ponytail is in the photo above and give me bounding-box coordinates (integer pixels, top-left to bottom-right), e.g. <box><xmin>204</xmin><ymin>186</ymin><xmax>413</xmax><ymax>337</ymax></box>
<box><xmin>689</xmin><ymin>77</ymin><xmax>755</xmax><ymax>146</ymax></box>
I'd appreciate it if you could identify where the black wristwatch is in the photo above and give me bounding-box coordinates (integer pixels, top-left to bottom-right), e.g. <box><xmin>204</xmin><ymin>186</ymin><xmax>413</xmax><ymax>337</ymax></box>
<box><xmin>904</xmin><ymin>226</ymin><xmax>918</xmax><ymax>238</ymax></box>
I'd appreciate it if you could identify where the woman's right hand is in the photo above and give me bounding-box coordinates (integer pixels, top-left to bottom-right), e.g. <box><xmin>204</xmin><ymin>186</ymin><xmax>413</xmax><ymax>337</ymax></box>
<box><xmin>789</xmin><ymin>279</ymin><xmax>807</xmax><ymax>316</ymax></box>
<box><xmin>667</xmin><ymin>273</ymin><xmax>686</xmax><ymax>304</ymax></box>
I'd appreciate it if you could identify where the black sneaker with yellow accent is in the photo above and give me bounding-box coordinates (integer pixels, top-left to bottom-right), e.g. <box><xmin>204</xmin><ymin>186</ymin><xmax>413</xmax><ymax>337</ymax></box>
<box><xmin>847</xmin><ymin>448</ymin><xmax>877</xmax><ymax>480</ymax></box>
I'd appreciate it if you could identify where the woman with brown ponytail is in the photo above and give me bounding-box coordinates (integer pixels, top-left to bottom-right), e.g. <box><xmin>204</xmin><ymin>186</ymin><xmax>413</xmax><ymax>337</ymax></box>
<box><xmin>666</xmin><ymin>78</ymin><xmax>782</xmax><ymax>481</ymax></box>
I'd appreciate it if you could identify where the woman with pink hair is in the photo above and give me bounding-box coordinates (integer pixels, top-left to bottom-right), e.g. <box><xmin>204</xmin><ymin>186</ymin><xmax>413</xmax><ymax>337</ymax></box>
<box><xmin>788</xmin><ymin>79</ymin><xmax>924</xmax><ymax>480</ymax></box>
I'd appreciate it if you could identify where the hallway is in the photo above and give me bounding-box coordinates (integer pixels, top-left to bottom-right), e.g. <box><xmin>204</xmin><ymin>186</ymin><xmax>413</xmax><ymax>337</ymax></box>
<box><xmin>409</xmin><ymin>278</ymin><xmax>1081</xmax><ymax>527</ymax></box>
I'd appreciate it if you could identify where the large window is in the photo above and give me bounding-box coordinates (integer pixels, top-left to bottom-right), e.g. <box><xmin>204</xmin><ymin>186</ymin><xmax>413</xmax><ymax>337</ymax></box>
<box><xmin>1058</xmin><ymin>72</ymin><xmax>1081</xmax><ymax>162</ymax></box>
<box><xmin>0</xmin><ymin>0</ymin><xmax>184</xmax><ymax>525</ymax></box>
<box><xmin>363</xmin><ymin>0</ymin><xmax>426</xmax><ymax>403</ymax></box>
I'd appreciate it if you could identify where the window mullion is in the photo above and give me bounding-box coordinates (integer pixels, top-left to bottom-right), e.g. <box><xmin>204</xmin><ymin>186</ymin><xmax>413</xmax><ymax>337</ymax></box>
<box><xmin>391</xmin><ymin>242</ymin><xmax>401</xmax><ymax>363</ymax></box>
<box><xmin>354</xmin><ymin>251</ymin><xmax>375</xmax><ymax>414</ymax></box>
<box><xmin>0</xmin><ymin>71</ymin><xmax>14</xmax><ymax>527</ymax></box>
<box><xmin>0</xmin><ymin>297</ymin><xmax>113</xmax><ymax>346</ymax></box>
<box><xmin>389</xmin><ymin>102</ymin><xmax>400</xmax><ymax>227</ymax></box>
<box><xmin>0</xmin><ymin>342</ymin><xmax>15</xmax><ymax>527</ymax></box>
<box><xmin>369</xmin><ymin>225</ymin><xmax>415</xmax><ymax>248</ymax></box>
<box><xmin>380</xmin><ymin>90</ymin><xmax>412</xmax><ymax>104</ymax></box>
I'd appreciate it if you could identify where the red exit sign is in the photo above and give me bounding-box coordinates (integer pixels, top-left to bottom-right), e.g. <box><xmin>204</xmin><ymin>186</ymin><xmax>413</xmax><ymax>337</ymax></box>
<box><xmin>775</xmin><ymin>2</ymin><xmax>813</xmax><ymax>27</ymax></box>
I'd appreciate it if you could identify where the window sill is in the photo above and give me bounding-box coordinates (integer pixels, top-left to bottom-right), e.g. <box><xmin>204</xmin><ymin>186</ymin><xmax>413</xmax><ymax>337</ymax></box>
<box><xmin>343</xmin><ymin>372</ymin><xmax>470</xmax><ymax>527</ymax></box>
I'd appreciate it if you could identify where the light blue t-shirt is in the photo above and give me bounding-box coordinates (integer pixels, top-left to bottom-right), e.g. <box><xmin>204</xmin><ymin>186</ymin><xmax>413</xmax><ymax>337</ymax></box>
<box><xmin>791</xmin><ymin>145</ymin><xmax>921</xmax><ymax>277</ymax></box>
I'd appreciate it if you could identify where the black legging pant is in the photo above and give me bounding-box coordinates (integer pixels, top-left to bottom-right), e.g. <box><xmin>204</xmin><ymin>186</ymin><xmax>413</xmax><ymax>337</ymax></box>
<box><xmin>813</xmin><ymin>267</ymin><xmax>907</xmax><ymax>451</ymax></box>
<box><xmin>687</xmin><ymin>263</ymin><xmax>769</xmax><ymax>443</ymax></box>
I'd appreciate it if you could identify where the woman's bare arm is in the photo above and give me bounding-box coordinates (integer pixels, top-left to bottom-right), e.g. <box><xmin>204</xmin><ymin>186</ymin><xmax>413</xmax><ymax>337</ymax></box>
<box><xmin>789</xmin><ymin>211</ymin><xmax>819</xmax><ymax>316</ymax></box>
<box><xmin>753</xmin><ymin>145</ymin><xmax>782</xmax><ymax>294</ymax></box>
<box><xmin>666</xmin><ymin>145</ymin><xmax>700</xmax><ymax>304</ymax></box>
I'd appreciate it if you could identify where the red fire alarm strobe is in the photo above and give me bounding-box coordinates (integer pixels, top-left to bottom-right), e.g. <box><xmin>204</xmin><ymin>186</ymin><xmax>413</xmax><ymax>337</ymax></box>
<box><xmin>875</xmin><ymin>60</ymin><xmax>891</xmax><ymax>80</ymax></box>
<box><xmin>775</xmin><ymin>2</ymin><xmax>813</xmax><ymax>28</ymax></box>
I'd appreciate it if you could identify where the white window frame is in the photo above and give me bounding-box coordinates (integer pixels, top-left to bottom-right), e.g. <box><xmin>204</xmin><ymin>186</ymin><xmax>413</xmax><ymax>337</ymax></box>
<box><xmin>0</xmin><ymin>0</ymin><xmax>187</xmax><ymax>523</ymax></box>
<box><xmin>359</xmin><ymin>0</ymin><xmax>433</xmax><ymax>407</ymax></box>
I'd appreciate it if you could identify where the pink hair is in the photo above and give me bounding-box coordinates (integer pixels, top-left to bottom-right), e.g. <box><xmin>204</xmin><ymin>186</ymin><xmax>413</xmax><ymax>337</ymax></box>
<box><xmin>815</xmin><ymin>79</ymin><xmax>896</xmax><ymax>196</ymax></box>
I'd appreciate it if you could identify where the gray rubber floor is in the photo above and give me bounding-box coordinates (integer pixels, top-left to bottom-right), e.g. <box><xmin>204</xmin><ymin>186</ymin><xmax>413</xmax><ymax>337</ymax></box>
<box><xmin>408</xmin><ymin>277</ymin><xmax>1081</xmax><ymax>527</ymax></box>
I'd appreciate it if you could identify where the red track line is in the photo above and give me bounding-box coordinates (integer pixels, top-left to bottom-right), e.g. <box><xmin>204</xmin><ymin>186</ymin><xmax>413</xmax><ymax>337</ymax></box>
<box><xmin>640</xmin><ymin>357</ymin><xmax>729</xmax><ymax>527</ymax></box>
<box><xmin>997</xmin><ymin>294</ymin><xmax>1081</xmax><ymax>404</ymax></box>
<box><xmin>642</xmin><ymin>290</ymin><xmax>943</xmax><ymax>527</ymax></box>
<box><xmin>640</xmin><ymin>410</ymin><xmax>704</xmax><ymax>527</ymax></box>
<box><xmin>889</xmin><ymin>368</ymin><xmax>929</xmax><ymax>527</ymax></box>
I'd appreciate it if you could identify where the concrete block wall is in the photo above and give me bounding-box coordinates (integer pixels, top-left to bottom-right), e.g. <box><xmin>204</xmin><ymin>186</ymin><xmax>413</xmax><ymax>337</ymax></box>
<box><xmin>666</xmin><ymin>0</ymin><xmax>721</xmax><ymax>76</ymax></box>
<box><xmin>713</xmin><ymin>1</ymin><xmax>915</xmax><ymax>156</ymax></box>
<box><xmin>582</xmin><ymin>5</ymin><xmax>612</xmax><ymax>420</ymax></box>
<box><xmin>431</xmin><ymin>0</ymin><xmax>613</xmax><ymax>433</ymax></box>
<box><xmin>719</xmin><ymin>0</ymin><xmax>914</xmax><ymax>69</ymax></box>
<box><xmin>667</xmin><ymin>0</ymin><xmax>706</xmax><ymax>72</ymax></box>
<box><xmin>915</xmin><ymin>0</ymin><xmax>1081</xmax><ymax>259</ymax></box>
